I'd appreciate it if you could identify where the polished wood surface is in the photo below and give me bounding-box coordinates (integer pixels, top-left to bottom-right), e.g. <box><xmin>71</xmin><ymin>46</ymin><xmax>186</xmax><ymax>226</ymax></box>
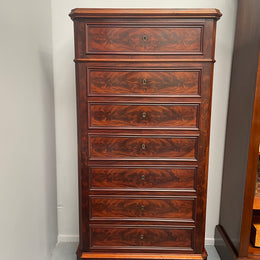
<box><xmin>215</xmin><ymin>1</ymin><xmax>260</xmax><ymax>259</ymax></box>
<box><xmin>89</xmin><ymin>135</ymin><xmax>197</xmax><ymax>160</ymax></box>
<box><xmin>248</xmin><ymin>243</ymin><xmax>260</xmax><ymax>256</ymax></box>
<box><xmin>253</xmin><ymin>197</ymin><xmax>260</xmax><ymax>210</ymax></box>
<box><xmin>71</xmin><ymin>8</ymin><xmax>220</xmax><ymax>260</ymax></box>
<box><xmin>79</xmin><ymin>252</ymin><xmax>207</xmax><ymax>260</ymax></box>
<box><xmin>89</xmin><ymin>103</ymin><xmax>198</xmax><ymax>129</ymax></box>
<box><xmin>89</xmin><ymin>69</ymin><xmax>200</xmax><ymax>96</ymax></box>
<box><xmin>90</xmin><ymin>197</ymin><xmax>195</xmax><ymax>221</ymax></box>
<box><xmin>90</xmin><ymin>167</ymin><xmax>196</xmax><ymax>191</ymax></box>
<box><xmin>87</xmin><ymin>26</ymin><xmax>202</xmax><ymax>54</ymax></box>
<box><xmin>90</xmin><ymin>225</ymin><xmax>194</xmax><ymax>250</ymax></box>
<box><xmin>72</xmin><ymin>9</ymin><xmax>219</xmax><ymax>60</ymax></box>
<box><xmin>69</xmin><ymin>8</ymin><xmax>222</xmax><ymax>19</ymax></box>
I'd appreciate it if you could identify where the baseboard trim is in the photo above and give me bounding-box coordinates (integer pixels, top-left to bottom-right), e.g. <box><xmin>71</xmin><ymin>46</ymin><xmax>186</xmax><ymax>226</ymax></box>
<box><xmin>58</xmin><ymin>234</ymin><xmax>79</xmax><ymax>243</ymax></box>
<box><xmin>205</xmin><ymin>238</ymin><xmax>215</xmax><ymax>245</ymax></box>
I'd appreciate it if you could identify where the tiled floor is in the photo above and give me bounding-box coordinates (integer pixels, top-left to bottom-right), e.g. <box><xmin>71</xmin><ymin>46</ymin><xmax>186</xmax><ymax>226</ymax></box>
<box><xmin>51</xmin><ymin>242</ymin><xmax>221</xmax><ymax>260</ymax></box>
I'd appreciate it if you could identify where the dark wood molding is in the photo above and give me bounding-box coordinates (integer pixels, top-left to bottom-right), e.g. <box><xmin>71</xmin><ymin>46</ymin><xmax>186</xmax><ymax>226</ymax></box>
<box><xmin>74</xmin><ymin>59</ymin><xmax>215</xmax><ymax>63</ymax></box>
<box><xmin>69</xmin><ymin>8</ymin><xmax>222</xmax><ymax>20</ymax></box>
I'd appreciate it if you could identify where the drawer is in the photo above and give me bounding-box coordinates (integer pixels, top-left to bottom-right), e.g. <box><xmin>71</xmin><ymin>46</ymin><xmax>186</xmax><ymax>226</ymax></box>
<box><xmin>90</xmin><ymin>196</ymin><xmax>195</xmax><ymax>221</ymax></box>
<box><xmin>88</xmin><ymin>68</ymin><xmax>201</xmax><ymax>96</ymax></box>
<box><xmin>90</xmin><ymin>225</ymin><xmax>194</xmax><ymax>251</ymax></box>
<box><xmin>90</xmin><ymin>167</ymin><xmax>196</xmax><ymax>191</ymax></box>
<box><xmin>88</xmin><ymin>135</ymin><xmax>198</xmax><ymax>161</ymax></box>
<box><xmin>89</xmin><ymin>103</ymin><xmax>199</xmax><ymax>129</ymax></box>
<box><xmin>86</xmin><ymin>24</ymin><xmax>203</xmax><ymax>54</ymax></box>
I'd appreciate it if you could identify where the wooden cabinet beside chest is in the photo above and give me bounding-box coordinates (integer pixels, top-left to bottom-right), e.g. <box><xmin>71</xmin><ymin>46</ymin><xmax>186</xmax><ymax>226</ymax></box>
<box><xmin>70</xmin><ymin>9</ymin><xmax>221</xmax><ymax>260</ymax></box>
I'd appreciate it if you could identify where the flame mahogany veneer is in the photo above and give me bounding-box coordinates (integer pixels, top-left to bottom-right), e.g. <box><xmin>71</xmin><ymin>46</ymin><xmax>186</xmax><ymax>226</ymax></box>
<box><xmin>70</xmin><ymin>8</ymin><xmax>221</xmax><ymax>260</ymax></box>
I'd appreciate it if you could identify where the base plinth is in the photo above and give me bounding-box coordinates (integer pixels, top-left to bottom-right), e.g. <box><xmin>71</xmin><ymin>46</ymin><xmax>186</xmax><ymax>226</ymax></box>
<box><xmin>76</xmin><ymin>248</ymin><xmax>207</xmax><ymax>260</ymax></box>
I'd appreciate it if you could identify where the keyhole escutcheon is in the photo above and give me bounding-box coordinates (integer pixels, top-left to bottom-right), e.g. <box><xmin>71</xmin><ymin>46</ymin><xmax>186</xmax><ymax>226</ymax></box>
<box><xmin>143</xmin><ymin>35</ymin><xmax>148</xmax><ymax>41</ymax></box>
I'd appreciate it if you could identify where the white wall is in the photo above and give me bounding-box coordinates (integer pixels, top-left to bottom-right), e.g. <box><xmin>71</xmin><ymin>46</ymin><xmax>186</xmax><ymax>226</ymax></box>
<box><xmin>0</xmin><ymin>0</ymin><xmax>57</xmax><ymax>259</ymax></box>
<box><xmin>51</xmin><ymin>0</ymin><xmax>238</xmax><ymax>244</ymax></box>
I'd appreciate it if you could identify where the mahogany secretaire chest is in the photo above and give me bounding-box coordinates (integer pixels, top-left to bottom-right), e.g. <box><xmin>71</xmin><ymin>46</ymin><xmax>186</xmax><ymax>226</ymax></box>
<box><xmin>69</xmin><ymin>8</ymin><xmax>221</xmax><ymax>260</ymax></box>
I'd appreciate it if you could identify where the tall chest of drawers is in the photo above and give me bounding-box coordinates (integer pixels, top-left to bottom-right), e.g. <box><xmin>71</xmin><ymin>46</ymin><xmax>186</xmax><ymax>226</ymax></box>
<box><xmin>69</xmin><ymin>9</ymin><xmax>221</xmax><ymax>260</ymax></box>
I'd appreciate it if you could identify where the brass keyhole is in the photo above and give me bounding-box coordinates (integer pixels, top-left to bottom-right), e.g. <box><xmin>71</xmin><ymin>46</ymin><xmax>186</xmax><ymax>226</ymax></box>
<box><xmin>143</xmin><ymin>79</ymin><xmax>147</xmax><ymax>85</ymax></box>
<box><xmin>143</xmin><ymin>35</ymin><xmax>148</xmax><ymax>41</ymax></box>
<box><xmin>141</xmin><ymin>175</ymin><xmax>145</xmax><ymax>181</ymax></box>
<box><xmin>142</xmin><ymin>144</ymin><xmax>146</xmax><ymax>150</ymax></box>
<box><xmin>141</xmin><ymin>205</ymin><xmax>145</xmax><ymax>211</ymax></box>
<box><xmin>142</xmin><ymin>112</ymin><xmax>147</xmax><ymax>118</ymax></box>
<box><xmin>140</xmin><ymin>234</ymin><xmax>144</xmax><ymax>240</ymax></box>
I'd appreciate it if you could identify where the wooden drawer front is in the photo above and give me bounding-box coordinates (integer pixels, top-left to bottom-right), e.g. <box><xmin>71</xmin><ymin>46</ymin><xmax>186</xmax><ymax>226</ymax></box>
<box><xmin>90</xmin><ymin>225</ymin><xmax>194</xmax><ymax>250</ymax></box>
<box><xmin>89</xmin><ymin>135</ymin><xmax>197</xmax><ymax>161</ymax></box>
<box><xmin>89</xmin><ymin>103</ymin><xmax>199</xmax><ymax>129</ymax></box>
<box><xmin>90</xmin><ymin>167</ymin><xmax>196</xmax><ymax>191</ymax></box>
<box><xmin>86</xmin><ymin>25</ymin><xmax>203</xmax><ymax>54</ymax></box>
<box><xmin>89</xmin><ymin>69</ymin><xmax>200</xmax><ymax>96</ymax></box>
<box><xmin>90</xmin><ymin>197</ymin><xmax>195</xmax><ymax>221</ymax></box>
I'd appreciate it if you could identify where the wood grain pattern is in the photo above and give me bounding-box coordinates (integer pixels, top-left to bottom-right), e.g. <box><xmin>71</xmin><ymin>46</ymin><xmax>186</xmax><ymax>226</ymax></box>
<box><xmin>89</xmin><ymin>103</ymin><xmax>199</xmax><ymax>129</ymax></box>
<box><xmin>71</xmin><ymin>8</ymin><xmax>220</xmax><ymax>260</ymax></box>
<box><xmin>87</xmin><ymin>26</ymin><xmax>202</xmax><ymax>54</ymax></box>
<box><xmin>90</xmin><ymin>197</ymin><xmax>195</xmax><ymax>221</ymax></box>
<box><xmin>90</xmin><ymin>167</ymin><xmax>196</xmax><ymax>190</ymax></box>
<box><xmin>90</xmin><ymin>225</ymin><xmax>194</xmax><ymax>250</ymax></box>
<box><xmin>89</xmin><ymin>69</ymin><xmax>200</xmax><ymax>96</ymax></box>
<box><xmin>89</xmin><ymin>135</ymin><xmax>197</xmax><ymax>160</ymax></box>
